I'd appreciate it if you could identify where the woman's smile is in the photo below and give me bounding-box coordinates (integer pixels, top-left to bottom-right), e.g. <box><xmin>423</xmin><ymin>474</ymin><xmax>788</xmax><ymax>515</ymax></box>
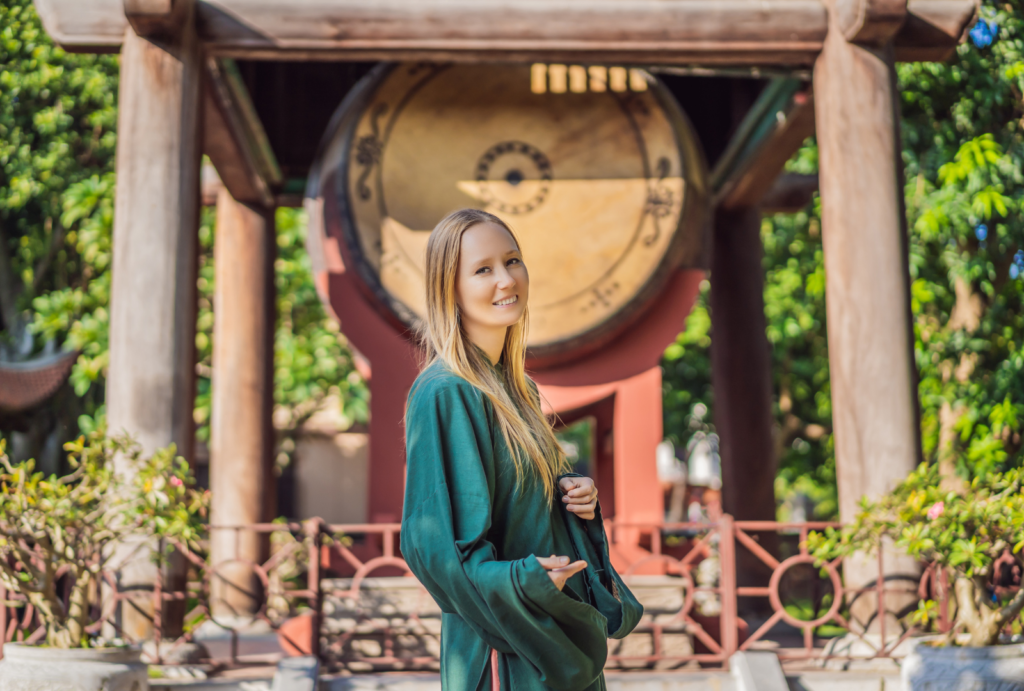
<box><xmin>493</xmin><ymin>295</ymin><xmax>518</xmax><ymax>307</ymax></box>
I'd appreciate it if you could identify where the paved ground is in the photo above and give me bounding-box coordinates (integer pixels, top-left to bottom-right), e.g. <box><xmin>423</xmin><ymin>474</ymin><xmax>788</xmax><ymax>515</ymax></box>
<box><xmin>151</xmin><ymin>669</ymin><xmax>902</xmax><ymax>691</ymax></box>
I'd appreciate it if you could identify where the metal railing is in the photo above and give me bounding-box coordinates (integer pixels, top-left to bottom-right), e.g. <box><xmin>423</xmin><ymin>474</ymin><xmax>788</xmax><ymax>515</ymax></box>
<box><xmin>0</xmin><ymin>516</ymin><xmax>954</xmax><ymax>670</ymax></box>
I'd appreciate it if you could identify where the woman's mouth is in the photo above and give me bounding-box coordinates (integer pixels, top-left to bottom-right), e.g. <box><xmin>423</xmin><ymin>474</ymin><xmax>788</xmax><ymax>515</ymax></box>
<box><xmin>493</xmin><ymin>295</ymin><xmax>518</xmax><ymax>307</ymax></box>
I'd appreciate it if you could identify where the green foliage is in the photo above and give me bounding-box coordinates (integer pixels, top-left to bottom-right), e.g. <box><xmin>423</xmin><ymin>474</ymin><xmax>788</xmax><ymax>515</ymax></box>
<box><xmin>0</xmin><ymin>434</ymin><xmax>208</xmax><ymax>648</ymax></box>
<box><xmin>0</xmin><ymin>0</ymin><xmax>118</xmax><ymax>323</ymax></box>
<box><xmin>662</xmin><ymin>0</ymin><xmax>1024</xmax><ymax>520</ymax></box>
<box><xmin>807</xmin><ymin>464</ymin><xmax>1024</xmax><ymax>646</ymax></box>
<box><xmin>900</xmin><ymin>1</ymin><xmax>1024</xmax><ymax>481</ymax></box>
<box><xmin>271</xmin><ymin>208</ymin><xmax>368</xmax><ymax>433</ymax></box>
<box><xmin>661</xmin><ymin>281</ymin><xmax>713</xmax><ymax>447</ymax></box>
<box><xmin>0</xmin><ymin>0</ymin><xmax>368</xmax><ymax>466</ymax></box>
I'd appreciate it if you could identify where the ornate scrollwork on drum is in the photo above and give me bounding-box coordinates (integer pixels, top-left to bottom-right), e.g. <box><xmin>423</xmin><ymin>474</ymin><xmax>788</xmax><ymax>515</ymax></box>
<box><xmin>312</xmin><ymin>63</ymin><xmax>708</xmax><ymax>359</ymax></box>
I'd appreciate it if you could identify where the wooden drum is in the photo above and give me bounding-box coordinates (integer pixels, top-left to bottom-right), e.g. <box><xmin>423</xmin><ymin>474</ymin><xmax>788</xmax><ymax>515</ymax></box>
<box><xmin>308</xmin><ymin>63</ymin><xmax>709</xmax><ymax>364</ymax></box>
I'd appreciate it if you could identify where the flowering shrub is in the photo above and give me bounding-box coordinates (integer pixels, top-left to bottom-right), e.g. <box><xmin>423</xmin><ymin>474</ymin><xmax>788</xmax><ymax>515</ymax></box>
<box><xmin>0</xmin><ymin>431</ymin><xmax>208</xmax><ymax>648</ymax></box>
<box><xmin>807</xmin><ymin>463</ymin><xmax>1024</xmax><ymax>646</ymax></box>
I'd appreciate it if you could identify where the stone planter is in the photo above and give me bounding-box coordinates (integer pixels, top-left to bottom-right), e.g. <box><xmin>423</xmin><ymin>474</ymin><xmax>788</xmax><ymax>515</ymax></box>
<box><xmin>902</xmin><ymin>640</ymin><xmax>1024</xmax><ymax>691</ymax></box>
<box><xmin>0</xmin><ymin>643</ymin><xmax>148</xmax><ymax>691</ymax></box>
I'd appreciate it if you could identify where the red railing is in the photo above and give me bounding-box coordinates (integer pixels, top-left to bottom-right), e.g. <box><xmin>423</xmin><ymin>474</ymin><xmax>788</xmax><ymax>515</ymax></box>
<box><xmin>0</xmin><ymin>517</ymin><xmax>952</xmax><ymax>670</ymax></box>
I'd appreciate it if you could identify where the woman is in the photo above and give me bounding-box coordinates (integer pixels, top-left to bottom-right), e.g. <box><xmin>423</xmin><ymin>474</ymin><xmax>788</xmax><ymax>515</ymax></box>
<box><xmin>401</xmin><ymin>209</ymin><xmax>642</xmax><ymax>691</ymax></box>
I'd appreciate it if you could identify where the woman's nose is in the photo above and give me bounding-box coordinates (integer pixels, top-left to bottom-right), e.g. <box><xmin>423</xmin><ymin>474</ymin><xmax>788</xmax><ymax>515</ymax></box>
<box><xmin>495</xmin><ymin>266</ymin><xmax>516</xmax><ymax>289</ymax></box>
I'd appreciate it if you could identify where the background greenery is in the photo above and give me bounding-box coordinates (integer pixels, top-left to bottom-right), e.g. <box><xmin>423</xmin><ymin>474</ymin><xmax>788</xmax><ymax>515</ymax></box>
<box><xmin>662</xmin><ymin>1</ymin><xmax>1024</xmax><ymax>519</ymax></box>
<box><xmin>0</xmin><ymin>0</ymin><xmax>368</xmax><ymax>478</ymax></box>
<box><xmin>2</xmin><ymin>0</ymin><xmax>1022</xmax><ymax>518</ymax></box>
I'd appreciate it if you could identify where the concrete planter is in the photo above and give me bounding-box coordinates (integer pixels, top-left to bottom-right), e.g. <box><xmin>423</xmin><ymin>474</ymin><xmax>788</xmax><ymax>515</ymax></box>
<box><xmin>902</xmin><ymin>640</ymin><xmax>1024</xmax><ymax>691</ymax></box>
<box><xmin>0</xmin><ymin>642</ymin><xmax>148</xmax><ymax>691</ymax></box>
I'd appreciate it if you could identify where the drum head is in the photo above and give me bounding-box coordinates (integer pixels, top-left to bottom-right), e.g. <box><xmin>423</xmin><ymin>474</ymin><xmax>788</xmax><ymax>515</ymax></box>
<box><xmin>312</xmin><ymin>63</ymin><xmax>708</xmax><ymax>360</ymax></box>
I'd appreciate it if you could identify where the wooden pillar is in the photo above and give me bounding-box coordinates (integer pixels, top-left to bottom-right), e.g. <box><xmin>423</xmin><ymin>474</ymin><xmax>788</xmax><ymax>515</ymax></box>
<box><xmin>709</xmin><ymin>206</ymin><xmax>777</xmax><ymax>525</ymax></box>
<box><xmin>105</xmin><ymin>6</ymin><xmax>202</xmax><ymax>641</ymax></box>
<box><xmin>209</xmin><ymin>188</ymin><xmax>275</xmax><ymax>617</ymax></box>
<box><xmin>814</xmin><ymin>2</ymin><xmax>920</xmax><ymax>628</ymax></box>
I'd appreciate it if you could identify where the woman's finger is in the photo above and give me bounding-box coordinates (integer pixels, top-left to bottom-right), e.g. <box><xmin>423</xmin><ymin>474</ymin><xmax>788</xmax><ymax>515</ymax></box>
<box><xmin>562</xmin><ymin>491</ymin><xmax>597</xmax><ymax>504</ymax></box>
<box><xmin>548</xmin><ymin>560</ymin><xmax>588</xmax><ymax>590</ymax></box>
<box><xmin>567</xmin><ymin>485</ymin><xmax>596</xmax><ymax>499</ymax></box>
<box><xmin>536</xmin><ymin>555</ymin><xmax>571</xmax><ymax>570</ymax></box>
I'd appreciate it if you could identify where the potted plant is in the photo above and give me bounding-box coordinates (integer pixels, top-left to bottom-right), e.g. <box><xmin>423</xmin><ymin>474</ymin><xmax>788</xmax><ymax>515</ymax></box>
<box><xmin>807</xmin><ymin>463</ymin><xmax>1024</xmax><ymax>690</ymax></box>
<box><xmin>0</xmin><ymin>431</ymin><xmax>208</xmax><ymax>691</ymax></box>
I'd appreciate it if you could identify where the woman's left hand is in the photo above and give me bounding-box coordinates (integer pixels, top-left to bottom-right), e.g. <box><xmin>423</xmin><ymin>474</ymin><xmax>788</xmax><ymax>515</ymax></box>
<box><xmin>558</xmin><ymin>476</ymin><xmax>598</xmax><ymax>520</ymax></box>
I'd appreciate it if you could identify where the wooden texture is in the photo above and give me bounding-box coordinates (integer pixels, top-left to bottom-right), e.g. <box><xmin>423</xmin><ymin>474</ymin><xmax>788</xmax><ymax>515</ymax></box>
<box><xmin>813</xmin><ymin>18</ymin><xmax>920</xmax><ymax>623</ymax></box>
<box><xmin>35</xmin><ymin>0</ymin><xmax>825</xmax><ymax>63</ymax></box>
<box><xmin>105</xmin><ymin>5</ymin><xmax>202</xmax><ymax>640</ymax></box>
<box><xmin>197</xmin><ymin>0</ymin><xmax>826</xmax><ymax>64</ymax></box>
<box><xmin>32</xmin><ymin>0</ymin><xmax>126</xmax><ymax>50</ymax></box>
<box><xmin>202</xmin><ymin>58</ymin><xmax>281</xmax><ymax>207</ymax></box>
<box><xmin>760</xmin><ymin>173</ymin><xmax>819</xmax><ymax>213</ymax></box>
<box><xmin>710</xmin><ymin>207</ymin><xmax>777</xmax><ymax>527</ymax></box>
<box><xmin>209</xmin><ymin>189</ymin><xmax>274</xmax><ymax>617</ymax></box>
<box><xmin>894</xmin><ymin>0</ymin><xmax>979</xmax><ymax>62</ymax></box>
<box><xmin>33</xmin><ymin>0</ymin><xmax>974</xmax><ymax>64</ymax></box>
<box><xmin>715</xmin><ymin>84</ymin><xmax>816</xmax><ymax>210</ymax></box>
<box><xmin>324</xmin><ymin>63</ymin><xmax>707</xmax><ymax>362</ymax></box>
<box><xmin>123</xmin><ymin>0</ymin><xmax>179</xmax><ymax>37</ymax></box>
<box><xmin>836</xmin><ymin>0</ymin><xmax>908</xmax><ymax>43</ymax></box>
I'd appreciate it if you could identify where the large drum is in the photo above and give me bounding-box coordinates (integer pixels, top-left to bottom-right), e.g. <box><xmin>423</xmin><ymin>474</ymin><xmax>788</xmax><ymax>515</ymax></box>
<box><xmin>307</xmin><ymin>63</ymin><xmax>709</xmax><ymax>364</ymax></box>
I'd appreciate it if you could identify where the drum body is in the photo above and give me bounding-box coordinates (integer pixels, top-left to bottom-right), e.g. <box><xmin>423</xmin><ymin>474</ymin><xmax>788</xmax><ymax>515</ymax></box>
<box><xmin>307</xmin><ymin>63</ymin><xmax>709</xmax><ymax>366</ymax></box>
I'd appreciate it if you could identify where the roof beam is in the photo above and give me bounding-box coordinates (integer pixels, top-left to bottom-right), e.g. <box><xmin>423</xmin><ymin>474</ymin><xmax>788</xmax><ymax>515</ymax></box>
<box><xmin>202</xmin><ymin>58</ymin><xmax>282</xmax><ymax>207</ymax></box>
<box><xmin>712</xmin><ymin>80</ymin><xmax>817</xmax><ymax>210</ymax></box>
<box><xmin>33</xmin><ymin>0</ymin><xmax>975</xmax><ymax>64</ymax></box>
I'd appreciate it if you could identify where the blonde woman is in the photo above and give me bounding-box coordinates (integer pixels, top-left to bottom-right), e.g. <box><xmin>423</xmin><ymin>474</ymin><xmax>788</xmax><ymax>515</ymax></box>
<box><xmin>401</xmin><ymin>209</ymin><xmax>642</xmax><ymax>691</ymax></box>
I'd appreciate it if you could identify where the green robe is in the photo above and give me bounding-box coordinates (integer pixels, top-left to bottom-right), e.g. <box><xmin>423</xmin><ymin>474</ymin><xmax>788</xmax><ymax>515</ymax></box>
<box><xmin>401</xmin><ymin>361</ymin><xmax>643</xmax><ymax>691</ymax></box>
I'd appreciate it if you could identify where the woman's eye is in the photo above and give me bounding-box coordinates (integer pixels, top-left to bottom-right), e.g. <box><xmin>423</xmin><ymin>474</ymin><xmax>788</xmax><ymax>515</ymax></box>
<box><xmin>475</xmin><ymin>266</ymin><xmax>490</xmax><ymax>275</ymax></box>
<box><xmin>507</xmin><ymin>258</ymin><xmax>520</xmax><ymax>266</ymax></box>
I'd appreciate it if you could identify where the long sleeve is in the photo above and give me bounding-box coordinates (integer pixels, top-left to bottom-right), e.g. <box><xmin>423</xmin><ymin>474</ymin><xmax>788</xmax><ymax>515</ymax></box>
<box><xmin>401</xmin><ymin>374</ymin><xmax>609</xmax><ymax>691</ymax></box>
<box><xmin>561</xmin><ymin>500</ymin><xmax>644</xmax><ymax>640</ymax></box>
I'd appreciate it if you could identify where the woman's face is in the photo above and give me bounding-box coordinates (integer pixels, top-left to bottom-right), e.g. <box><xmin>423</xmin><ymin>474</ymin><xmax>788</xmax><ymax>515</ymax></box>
<box><xmin>455</xmin><ymin>221</ymin><xmax>529</xmax><ymax>336</ymax></box>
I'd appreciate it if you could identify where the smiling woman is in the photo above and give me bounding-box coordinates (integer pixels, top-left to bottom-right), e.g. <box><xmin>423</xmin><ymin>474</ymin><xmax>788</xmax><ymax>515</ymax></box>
<box><xmin>401</xmin><ymin>208</ymin><xmax>642</xmax><ymax>691</ymax></box>
<box><xmin>455</xmin><ymin>220</ymin><xmax>530</xmax><ymax>364</ymax></box>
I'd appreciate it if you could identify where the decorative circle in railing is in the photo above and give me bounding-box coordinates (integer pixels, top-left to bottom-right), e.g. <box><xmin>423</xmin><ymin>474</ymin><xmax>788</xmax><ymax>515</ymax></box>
<box><xmin>307</xmin><ymin>63</ymin><xmax>708</xmax><ymax>362</ymax></box>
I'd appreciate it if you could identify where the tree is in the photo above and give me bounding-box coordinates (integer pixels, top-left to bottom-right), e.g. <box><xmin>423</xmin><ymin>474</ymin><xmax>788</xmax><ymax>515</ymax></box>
<box><xmin>662</xmin><ymin>0</ymin><xmax>1024</xmax><ymax>520</ymax></box>
<box><xmin>0</xmin><ymin>0</ymin><xmax>368</xmax><ymax>481</ymax></box>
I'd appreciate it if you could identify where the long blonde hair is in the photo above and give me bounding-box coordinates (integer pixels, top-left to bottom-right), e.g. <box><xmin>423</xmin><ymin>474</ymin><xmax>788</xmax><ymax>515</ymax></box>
<box><xmin>421</xmin><ymin>208</ymin><xmax>568</xmax><ymax>500</ymax></box>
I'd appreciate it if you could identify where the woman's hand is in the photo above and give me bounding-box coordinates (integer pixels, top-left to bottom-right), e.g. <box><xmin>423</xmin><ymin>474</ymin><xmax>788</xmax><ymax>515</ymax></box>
<box><xmin>558</xmin><ymin>476</ymin><xmax>598</xmax><ymax>520</ymax></box>
<box><xmin>536</xmin><ymin>555</ymin><xmax>587</xmax><ymax>591</ymax></box>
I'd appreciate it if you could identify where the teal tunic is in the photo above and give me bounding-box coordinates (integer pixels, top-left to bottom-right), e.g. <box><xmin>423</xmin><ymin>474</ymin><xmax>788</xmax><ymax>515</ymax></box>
<box><xmin>401</xmin><ymin>361</ymin><xmax>643</xmax><ymax>691</ymax></box>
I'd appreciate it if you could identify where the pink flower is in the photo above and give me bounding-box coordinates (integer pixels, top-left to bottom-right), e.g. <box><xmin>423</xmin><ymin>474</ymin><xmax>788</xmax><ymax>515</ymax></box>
<box><xmin>927</xmin><ymin>501</ymin><xmax>944</xmax><ymax>520</ymax></box>
<box><xmin>169</xmin><ymin>476</ymin><xmax>183</xmax><ymax>487</ymax></box>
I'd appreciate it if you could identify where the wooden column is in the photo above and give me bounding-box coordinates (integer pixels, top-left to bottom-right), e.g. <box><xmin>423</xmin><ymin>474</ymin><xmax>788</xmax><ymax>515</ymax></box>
<box><xmin>105</xmin><ymin>6</ymin><xmax>202</xmax><ymax>641</ymax></box>
<box><xmin>710</xmin><ymin>207</ymin><xmax>779</xmax><ymax>594</ymax></box>
<box><xmin>814</xmin><ymin>3</ymin><xmax>920</xmax><ymax>628</ymax></box>
<box><xmin>209</xmin><ymin>188</ymin><xmax>275</xmax><ymax>617</ymax></box>
<box><xmin>710</xmin><ymin>207</ymin><xmax>777</xmax><ymax>525</ymax></box>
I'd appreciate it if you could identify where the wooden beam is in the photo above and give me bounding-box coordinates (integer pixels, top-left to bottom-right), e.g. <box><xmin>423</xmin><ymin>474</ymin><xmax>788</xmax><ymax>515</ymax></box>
<box><xmin>713</xmin><ymin>80</ymin><xmax>817</xmax><ymax>209</ymax></box>
<box><xmin>209</xmin><ymin>188</ymin><xmax>274</xmax><ymax>618</ymax></box>
<box><xmin>33</xmin><ymin>0</ymin><xmax>976</xmax><ymax>64</ymax></box>
<box><xmin>202</xmin><ymin>58</ymin><xmax>281</xmax><ymax>207</ymax></box>
<box><xmin>814</xmin><ymin>12</ymin><xmax>921</xmax><ymax>624</ymax></box>
<box><xmin>836</xmin><ymin>0</ymin><xmax>908</xmax><ymax>44</ymax></box>
<box><xmin>710</xmin><ymin>206</ymin><xmax>779</xmax><ymax>587</ymax></box>
<box><xmin>895</xmin><ymin>0</ymin><xmax>979</xmax><ymax>62</ymax></box>
<box><xmin>106</xmin><ymin>0</ymin><xmax>202</xmax><ymax>641</ymax></box>
<box><xmin>123</xmin><ymin>0</ymin><xmax>183</xmax><ymax>38</ymax></box>
<box><xmin>760</xmin><ymin>173</ymin><xmax>819</xmax><ymax>213</ymax></box>
<box><xmin>33</xmin><ymin>0</ymin><xmax>126</xmax><ymax>51</ymax></box>
<box><xmin>197</xmin><ymin>0</ymin><xmax>828</xmax><ymax>65</ymax></box>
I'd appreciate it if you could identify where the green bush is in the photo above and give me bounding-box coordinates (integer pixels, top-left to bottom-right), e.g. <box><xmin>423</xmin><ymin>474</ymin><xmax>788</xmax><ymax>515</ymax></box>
<box><xmin>807</xmin><ymin>464</ymin><xmax>1024</xmax><ymax>646</ymax></box>
<box><xmin>0</xmin><ymin>432</ymin><xmax>208</xmax><ymax>648</ymax></box>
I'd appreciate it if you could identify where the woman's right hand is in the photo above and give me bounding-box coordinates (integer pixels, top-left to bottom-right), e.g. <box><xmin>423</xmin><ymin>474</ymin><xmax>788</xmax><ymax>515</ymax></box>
<box><xmin>536</xmin><ymin>555</ymin><xmax>587</xmax><ymax>591</ymax></box>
